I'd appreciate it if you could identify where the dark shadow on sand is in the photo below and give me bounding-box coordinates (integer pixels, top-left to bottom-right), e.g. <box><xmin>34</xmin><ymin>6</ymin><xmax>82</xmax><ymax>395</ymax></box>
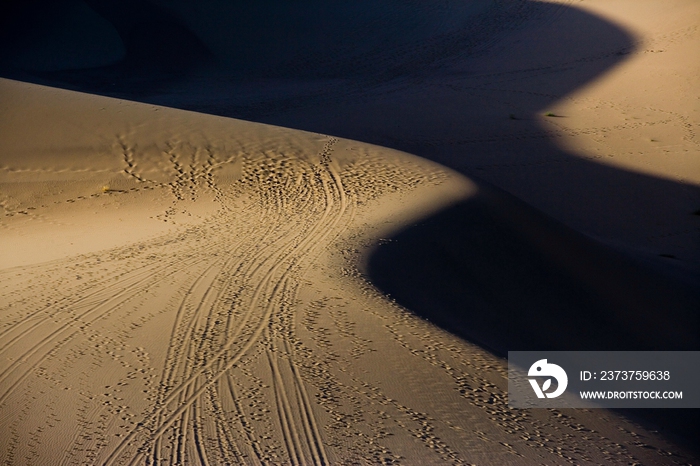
<box><xmin>368</xmin><ymin>186</ymin><xmax>699</xmax><ymax>355</ymax></box>
<box><xmin>366</xmin><ymin>183</ymin><xmax>699</xmax><ymax>456</ymax></box>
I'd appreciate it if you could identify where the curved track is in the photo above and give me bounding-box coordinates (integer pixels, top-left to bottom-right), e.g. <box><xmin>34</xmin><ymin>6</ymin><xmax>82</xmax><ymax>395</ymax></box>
<box><xmin>1</xmin><ymin>132</ymin><xmax>695</xmax><ymax>464</ymax></box>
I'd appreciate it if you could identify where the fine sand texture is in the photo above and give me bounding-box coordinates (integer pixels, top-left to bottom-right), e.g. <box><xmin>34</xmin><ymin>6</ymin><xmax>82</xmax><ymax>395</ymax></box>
<box><xmin>1</xmin><ymin>78</ymin><xmax>698</xmax><ymax>465</ymax></box>
<box><xmin>1</xmin><ymin>0</ymin><xmax>700</xmax><ymax>464</ymax></box>
<box><xmin>9</xmin><ymin>0</ymin><xmax>692</xmax><ymax>276</ymax></box>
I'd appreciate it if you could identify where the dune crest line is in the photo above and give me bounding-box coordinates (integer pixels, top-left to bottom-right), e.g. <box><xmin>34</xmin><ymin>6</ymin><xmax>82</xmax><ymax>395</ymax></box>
<box><xmin>1</xmin><ymin>78</ymin><xmax>697</xmax><ymax>464</ymax></box>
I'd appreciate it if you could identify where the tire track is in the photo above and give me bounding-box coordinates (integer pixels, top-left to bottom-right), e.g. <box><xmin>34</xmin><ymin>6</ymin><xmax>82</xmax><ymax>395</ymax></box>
<box><xmin>224</xmin><ymin>371</ymin><xmax>266</xmax><ymax>464</ymax></box>
<box><xmin>0</xmin><ymin>218</ymin><xmax>232</xmax><ymax>344</ymax></box>
<box><xmin>104</xmin><ymin>139</ymin><xmax>350</xmax><ymax>465</ymax></box>
<box><xmin>0</xmin><ymin>260</ymin><xmax>169</xmax><ymax>353</ymax></box>
<box><xmin>4</xmin><ymin>128</ymin><xmax>692</xmax><ymax>464</ymax></box>
<box><xmin>148</xmin><ymin>258</ymin><xmax>227</xmax><ymax>466</ymax></box>
<box><xmin>145</xmin><ymin>194</ymin><xmax>285</xmax><ymax>464</ymax></box>
<box><xmin>259</xmin><ymin>142</ymin><xmax>351</xmax><ymax>466</ymax></box>
<box><xmin>0</xmin><ymin>253</ymin><xmax>214</xmax><ymax>407</ymax></box>
<box><xmin>278</xmin><ymin>337</ymin><xmax>331</xmax><ymax>466</ymax></box>
<box><xmin>125</xmin><ymin>141</ymin><xmax>347</xmax><ymax>464</ymax></box>
<box><xmin>0</xmin><ymin>258</ymin><xmax>160</xmax><ymax>341</ymax></box>
<box><xmin>0</xmin><ymin>223</ymin><xmax>233</xmax><ymax>409</ymax></box>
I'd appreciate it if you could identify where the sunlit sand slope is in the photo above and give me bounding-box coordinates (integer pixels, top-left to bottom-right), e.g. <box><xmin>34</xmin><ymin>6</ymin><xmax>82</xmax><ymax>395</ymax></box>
<box><xmin>0</xmin><ymin>79</ymin><xmax>696</xmax><ymax>464</ymax></box>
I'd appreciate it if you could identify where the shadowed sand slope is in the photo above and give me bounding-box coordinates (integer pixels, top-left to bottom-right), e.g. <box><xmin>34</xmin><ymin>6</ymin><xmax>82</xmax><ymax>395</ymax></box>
<box><xmin>1</xmin><ymin>79</ymin><xmax>698</xmax><ymax>464</ymax></box>
<box><xmin>368</xmin><ymin>188</ymin><xmax>700</xmax><ymax>355</ymax></box>
<box><xmin>5</xmin><ymin>0</ymin><xmax>695</xmax><ymax>279</ymax></box>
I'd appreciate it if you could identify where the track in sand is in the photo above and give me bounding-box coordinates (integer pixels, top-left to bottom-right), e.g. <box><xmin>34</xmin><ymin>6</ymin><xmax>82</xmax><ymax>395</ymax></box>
<box><xmin>1</xmin><ymin>110</ymin><xmax>696</xmax><ymax>464</ymax></box>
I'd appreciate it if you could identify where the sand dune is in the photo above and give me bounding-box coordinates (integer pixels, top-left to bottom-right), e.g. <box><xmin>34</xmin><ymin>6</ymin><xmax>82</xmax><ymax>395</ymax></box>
<box><xmin>1</xmin><ymin>0</ymin><xmax>699</xmax><ymax>464</ymax></box>
<box><xmin>10</xmin><ymin>0</ymin><xmax>694</xmax><ymax>274</ymax></box>
<box><xmin>1</xmin><ymin>78</ymin><xmax>697</xmax><ymax>464</ymax></box>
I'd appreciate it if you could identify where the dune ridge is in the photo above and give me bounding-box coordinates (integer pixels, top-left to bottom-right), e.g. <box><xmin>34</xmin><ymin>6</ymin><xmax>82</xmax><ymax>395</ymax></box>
<box><xmin>1</xmin><ymin>78</ymin><xmax>698</xmax><ymax>464</ymax></box>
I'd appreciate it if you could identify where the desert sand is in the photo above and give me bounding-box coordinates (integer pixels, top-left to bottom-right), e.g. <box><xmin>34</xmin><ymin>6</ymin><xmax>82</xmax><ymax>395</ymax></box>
<box><xmin>1</xmin><ymin>0</ymin><xmax>699</xmax><ymax>464</ymax></box>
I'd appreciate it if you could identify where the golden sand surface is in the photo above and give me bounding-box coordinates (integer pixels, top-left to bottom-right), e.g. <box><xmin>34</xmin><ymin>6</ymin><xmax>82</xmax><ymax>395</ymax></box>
<box><xmin>0</xmin><ymin>77</ymin><xmax>696</xmax><ymax>465</ymax></box>
<box><xmin>1</xmin><ymin>0</ymin><xmax>699</xmax><ymax>464</ymax></box>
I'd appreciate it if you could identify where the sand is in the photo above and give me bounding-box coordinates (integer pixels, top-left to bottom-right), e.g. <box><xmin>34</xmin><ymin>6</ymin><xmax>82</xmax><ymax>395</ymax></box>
<box><xmin>1</xmin><ymin>0</ymin><xmax>699</xmax><ymax>464</ymax></box>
